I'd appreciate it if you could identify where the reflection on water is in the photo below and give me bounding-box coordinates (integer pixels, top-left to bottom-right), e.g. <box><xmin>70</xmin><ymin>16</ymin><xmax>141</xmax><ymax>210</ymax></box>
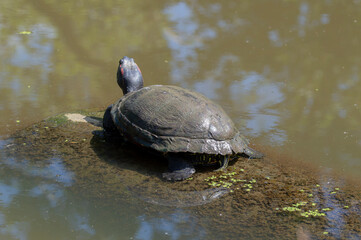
<box><xmin>9</xmin><ymin>24</ymin><xmax>55</xmax><ymax>72</ymax></box>
<box><xmin>194</xmin><ymin>55</ymin><xmax>237</xmax><ymax>100</ymax></box>
<box><xmin>164</xmin><ymin>2</ymin><xmax>216</xmax><ymax>88</ymax></box>
<box><xmin>0</xmin><ymin>179</ymin><xmax>19</xmax><ymax>207</ymax></box>
<box><xmin>230</xmin><ymin>70</ymin><xmax>285</xmax><ymax>142</ymax></box>
<box><xmin>319</xmin><ymin>176</ymin><xmax>348</xmax><ymax>239</ymax></box>
<box><xmin>136</xmin><ymin>211</ymin><xmax>206</xmax><ymax>240</ymax></box>
<box><xmin>1</xmin><ymin>141</ymin><xmax>74</xmax><ymax>186</ymax></box>
<box><xmin>29</xmin><ymin>184</ymin><xmax>64</xmax><ymax>208</ymax></box>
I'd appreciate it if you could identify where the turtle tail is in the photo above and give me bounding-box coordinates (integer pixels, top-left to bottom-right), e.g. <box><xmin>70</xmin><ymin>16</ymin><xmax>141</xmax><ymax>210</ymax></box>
<box><xmin>243</xmin><ymin>147</ymin><xmax>264</xmax><ymax>159</ymax></box>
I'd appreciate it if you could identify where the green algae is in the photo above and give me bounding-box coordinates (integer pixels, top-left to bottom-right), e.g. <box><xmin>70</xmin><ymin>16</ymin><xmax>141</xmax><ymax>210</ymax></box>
<box><xmin>47</xmin><ymin>114</ymin><xmax>68</xmax><ymax>126</ymax></box>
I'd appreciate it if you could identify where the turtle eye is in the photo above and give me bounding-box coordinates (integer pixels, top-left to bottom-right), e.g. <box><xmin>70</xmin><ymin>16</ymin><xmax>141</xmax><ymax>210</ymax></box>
<box><xmin>119</xmin><ymin>59</ymin><xmax>124</xmax><ymax>65</ymax></box>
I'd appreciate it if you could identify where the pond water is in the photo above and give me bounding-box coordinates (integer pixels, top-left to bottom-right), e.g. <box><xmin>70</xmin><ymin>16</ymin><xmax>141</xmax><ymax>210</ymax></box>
<box><xmin>1</xmin><ymin>0</ymin><xmax>361</xmax><ymax>239</ymax></box>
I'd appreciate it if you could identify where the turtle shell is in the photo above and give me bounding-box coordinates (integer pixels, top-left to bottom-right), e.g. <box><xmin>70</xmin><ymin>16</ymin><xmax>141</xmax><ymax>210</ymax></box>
<box><xmin>111</xmin><ymin>85</ymin><xmax>249</xmax><ymax>155</ymax></box>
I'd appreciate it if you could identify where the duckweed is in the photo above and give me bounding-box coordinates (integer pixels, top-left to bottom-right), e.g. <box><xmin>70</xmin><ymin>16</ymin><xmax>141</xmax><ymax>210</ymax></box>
<box><xmin>243</xmin><ymin>184</ymin><xmax>253</xmax><ymax>189</ymax></box>
<box><xmin>204</xmin><ymin>176</ymin><xmax>217</xmax><ymax>181</ymax></box>
<box><xmin>280</xmin><ymin>199</ymin><xmax>343</xmax><ymax>218</ymax></box>
<box><xmin>282</xmin><ymin>207</ymin><xmax>301</xmax><ymax>212</ymax></box>
<box><xmin>282</xmin><ymin>204</ymin><xmax>326</xmax><ymax>218</ymax></box>
<box><xmin>300</xmin><ymin>210</ymin><xmax>326</xmax><ymax>218</ymax></box>
<box><xmin>204</xmin><ymin>167</ymin><xmax>256</xmax><ymax>193</ymax></box>
<box><xmin>208</xmin><ymin>182</ymin><xmax>219</xmax><ymax>187</ymax></box>
<box><xmin>225</xmin><ymin>172</ymin><xmax>237</xmax><ymax>176</ymax></box>
<box><xmin>321</xmin><ymin>208</ymin><xmax>332</xmax><ymax>211</ymax></box>
<box><xmin>19</xmin><ymin>31</ymin><xmax>32</xmax><ymax>35</ymax></box>
<box><xmin>292</xmin><ymin>202</ymin><xmax>307</xmax><ymax>207</ymax></box>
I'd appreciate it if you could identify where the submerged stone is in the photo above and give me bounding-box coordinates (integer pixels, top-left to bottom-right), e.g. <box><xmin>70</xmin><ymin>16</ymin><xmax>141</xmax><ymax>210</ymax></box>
<box><xmin>2</xmin><ymin>109</ymin><xmax>361</xmax><ymax>239</ymax></box>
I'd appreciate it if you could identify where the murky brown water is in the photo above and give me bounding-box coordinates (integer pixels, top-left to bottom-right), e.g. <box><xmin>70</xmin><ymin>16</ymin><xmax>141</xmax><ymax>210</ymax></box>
<box><xmin>1</xmin><ymin>0</ymin><xmax>361</xmax><ymax>239</ymax></box>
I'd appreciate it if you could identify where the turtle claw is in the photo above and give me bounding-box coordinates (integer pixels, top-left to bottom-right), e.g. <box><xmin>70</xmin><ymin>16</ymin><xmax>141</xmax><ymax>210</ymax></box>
<box><xmin>214</xmin><ymin>155</ymin><xmax>230</xmax><ymax>171</ymax></box>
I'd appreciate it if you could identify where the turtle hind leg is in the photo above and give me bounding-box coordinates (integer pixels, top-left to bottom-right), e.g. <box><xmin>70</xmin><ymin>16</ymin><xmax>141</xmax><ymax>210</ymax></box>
<box><xmin>244</xmin><ymin>147</ymin><xmax>264</xmax><ymax>159</ymax></box>
<box><xmin>215</xmin><ymin>155</ymin><xmax>230</xmax><ymax>171</ymax></box>
<box><xmin>162</xmin><ymin>154</ymin><xmax>196</xmax><ymax>181</ymax></box>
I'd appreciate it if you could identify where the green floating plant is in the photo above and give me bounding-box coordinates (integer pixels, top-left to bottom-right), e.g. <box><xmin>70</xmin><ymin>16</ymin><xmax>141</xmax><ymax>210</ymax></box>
<box><xmin>282</xmin><ymin>206</ymin><xmax>301</xmax><ymax>212</ymax></box>
<box><xmin>225</xmin><ymin>172</ymin><xmax>237</xmax><ymax>176</ymax></box>
<box><xmin>19</xmin><ymin>31</ymin><xmax>32</xmax><ymax>35</ymax></box>
<box><xmin>300</xmin><ymin>210</ymin><xmax>326</xmax><ymax>217</ymax></box>
<box><xmin>208</xmin><ymin>181</ymin><xmax>220</xmax><ymax>187</ymax></box>
<box><xmin>221</xmin><ymin>182</ymin><xmax>232</xmax><ymax>188</ymax></box>
<box><xmin>243</xmin><ymin>183</ymin><xmax>253</xmax><ymax>189</ymax></box>
<box><xmin>204</xmin><ymin>175</ymin><xmax>217</xmax><ymax>181</ymax></box>
<box><xmin>249</xmin><ymin>179</ymin><xmax>256</xmax><ymax>183</ymax></box>
<box><xmin>292</xmin><ymin>202</ymin><xmax>307</xmax><ymax>207</ymax></box>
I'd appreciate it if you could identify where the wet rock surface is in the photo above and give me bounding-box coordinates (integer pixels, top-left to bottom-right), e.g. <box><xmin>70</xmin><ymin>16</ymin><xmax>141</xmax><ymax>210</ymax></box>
<box><xmin>2</xmin><ymin>109</ymin><xmax>361</xmax><ymax>239</ymax></box>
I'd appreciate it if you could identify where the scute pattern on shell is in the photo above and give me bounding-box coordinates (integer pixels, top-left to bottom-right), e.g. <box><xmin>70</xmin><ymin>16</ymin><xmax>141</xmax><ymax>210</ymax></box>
<box><xmin>111</xmin><ymin>85</ymin><xmax>249</xmax><ymax>155</ymax></box>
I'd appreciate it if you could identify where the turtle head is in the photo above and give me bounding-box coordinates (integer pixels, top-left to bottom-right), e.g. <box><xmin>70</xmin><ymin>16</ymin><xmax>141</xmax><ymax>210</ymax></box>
<box><xmin>117</xmin><ymin>56</ymin><xmax>144</xmax><ymax>95</ymax></box>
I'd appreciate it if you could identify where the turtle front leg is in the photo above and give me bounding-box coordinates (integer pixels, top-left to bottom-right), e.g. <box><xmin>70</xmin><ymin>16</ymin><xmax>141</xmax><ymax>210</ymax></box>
<box><xmin>103</xmin><ymin>105</ymin><xmax>116</xmax><ymax>133</ymax></box>
<box><xmin>215</xmin><ymin>155</ymin><xmax>230</xmax><ymax>171</ymax></box>
<box><xmin>103</xmin><ymin>104</ymin><xmax>122</xmax><ymax>140</ymax></box>
<box><xmin>162</xmin><ymin>154</ymin><xmax>196</xmax><ymax>181</ymax></box>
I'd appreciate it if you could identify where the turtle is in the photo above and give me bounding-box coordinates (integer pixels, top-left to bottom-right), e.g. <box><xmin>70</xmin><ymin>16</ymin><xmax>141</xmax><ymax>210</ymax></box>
<box><xmin>103</xmin><ymin>56</ymin><xmax>263</xmax><ymax>181</ymax></box>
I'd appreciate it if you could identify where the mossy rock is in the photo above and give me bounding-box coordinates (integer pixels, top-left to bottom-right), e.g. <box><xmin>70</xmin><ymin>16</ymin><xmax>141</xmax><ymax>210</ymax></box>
<box><xmin>2</xmin><ymin>109</ymin><xmax>361</xmax><ymax>239</ymax></box>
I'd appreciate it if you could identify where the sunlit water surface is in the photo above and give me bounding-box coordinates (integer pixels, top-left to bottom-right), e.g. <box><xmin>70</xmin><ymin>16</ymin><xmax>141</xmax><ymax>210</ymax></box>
<box><xmin>1</xmin><ymin>0</ymin><xmax>361</xmax><ymax>239</ymax></box>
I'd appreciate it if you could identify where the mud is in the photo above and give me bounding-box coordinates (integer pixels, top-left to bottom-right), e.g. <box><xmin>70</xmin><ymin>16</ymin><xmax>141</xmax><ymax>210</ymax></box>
<box><xmin>2</xmin><ymin>109</ymin><xmax>360</xmax><ymax>239</ymax></box>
